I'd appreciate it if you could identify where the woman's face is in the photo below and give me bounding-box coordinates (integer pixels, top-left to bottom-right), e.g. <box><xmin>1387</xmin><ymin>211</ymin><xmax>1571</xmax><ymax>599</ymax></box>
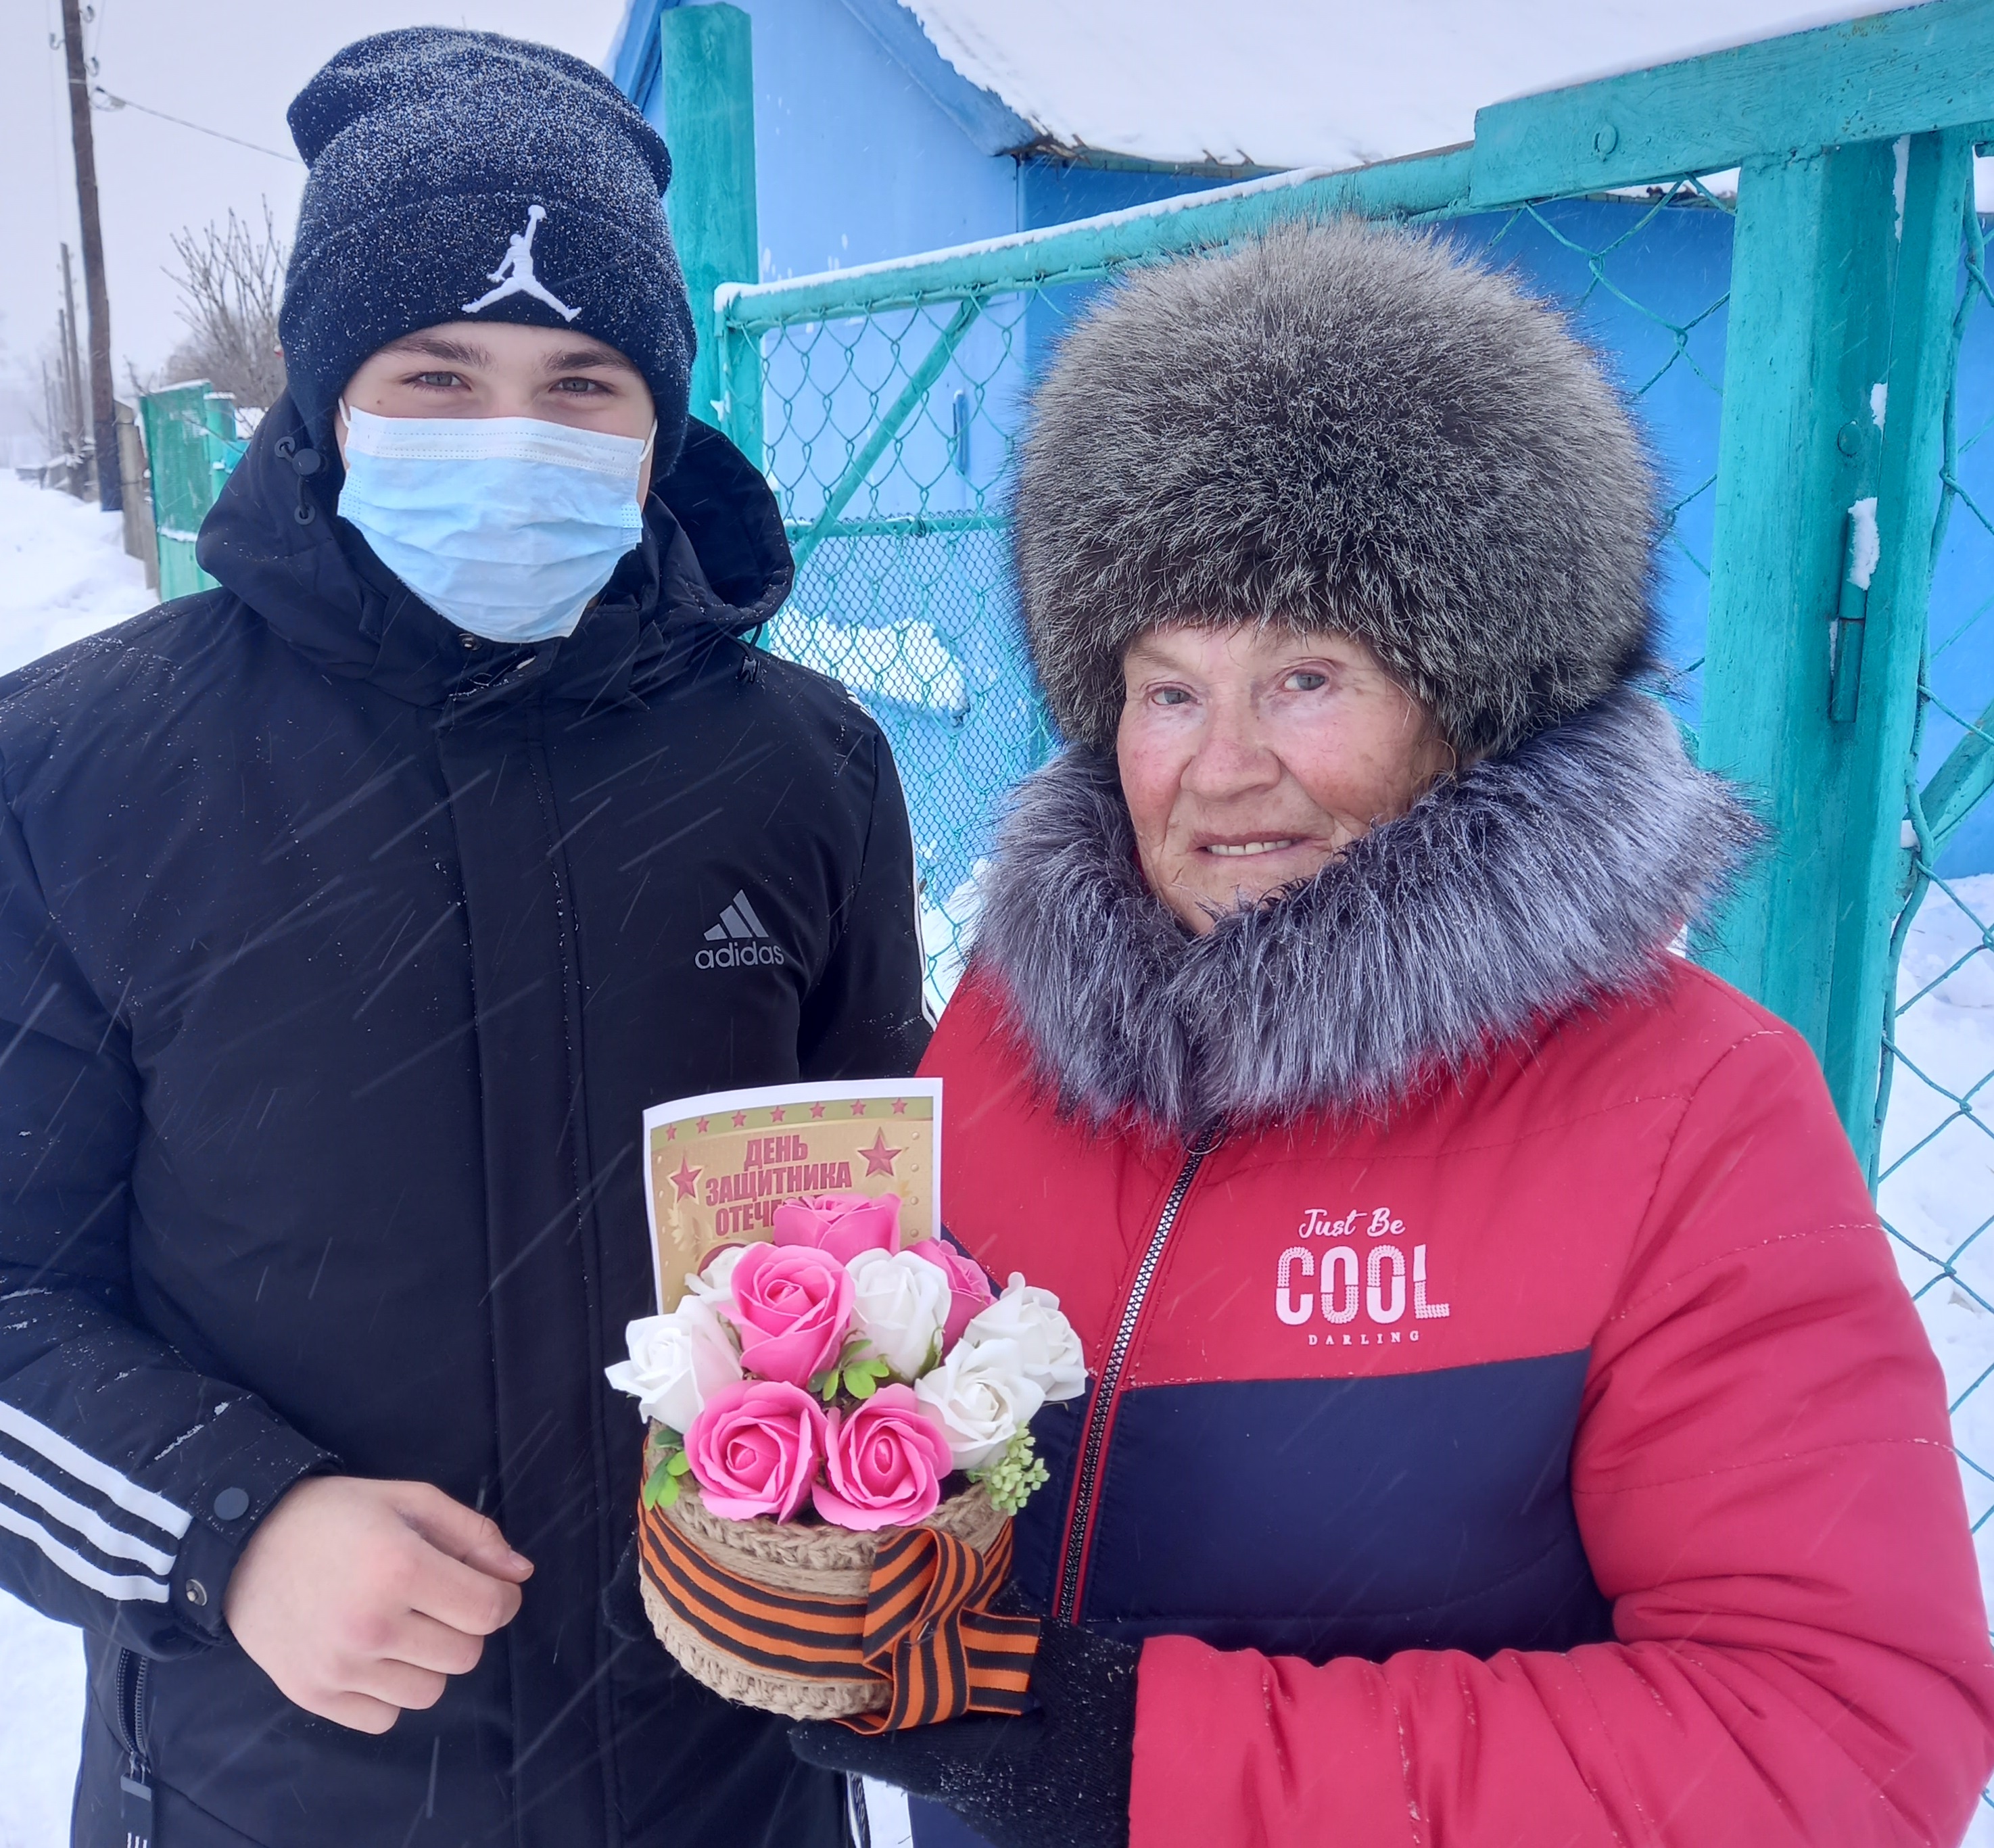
<box><xmin>1116</xmin><ymin>623</ymin><xmax>1454</xmax><ymax>933</ymax></box>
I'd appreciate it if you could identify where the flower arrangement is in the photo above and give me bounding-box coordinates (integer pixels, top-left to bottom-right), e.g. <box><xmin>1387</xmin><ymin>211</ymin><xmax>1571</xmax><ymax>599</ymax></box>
<box><xmin>607</xmin><ymin>1192</ymin><xmax>1085</xmax><ymax>1531</ymax></box>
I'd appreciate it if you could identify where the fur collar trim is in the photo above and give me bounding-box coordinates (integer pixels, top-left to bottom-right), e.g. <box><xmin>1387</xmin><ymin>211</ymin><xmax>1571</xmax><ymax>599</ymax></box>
<box><xmin>970</xmin><ymin>688</ymin><xmax>1757</xmax><ymax>1136</ymax></box>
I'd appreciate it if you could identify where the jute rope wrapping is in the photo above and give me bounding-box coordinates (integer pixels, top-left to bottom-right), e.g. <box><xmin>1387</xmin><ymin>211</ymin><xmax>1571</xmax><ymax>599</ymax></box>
<box><xmin>637</xmin><ymin>1452</ymin><xmax>1037</xmax><ymax>1726</ymax></box>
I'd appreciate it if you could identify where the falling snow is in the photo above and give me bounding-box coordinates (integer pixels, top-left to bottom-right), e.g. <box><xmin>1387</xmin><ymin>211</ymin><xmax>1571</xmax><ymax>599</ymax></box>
<box><xmin>0</xmin><ymin>479</ymin><xmax>1987</xmax><ymax>1845</ymax></box>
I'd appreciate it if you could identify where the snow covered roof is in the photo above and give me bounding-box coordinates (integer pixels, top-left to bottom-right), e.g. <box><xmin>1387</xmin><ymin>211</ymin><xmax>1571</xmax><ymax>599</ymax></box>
<box><xmin>892</xmin><ymin>0</ymin><xmax>1916</xmax><ymax>170</ymax></box>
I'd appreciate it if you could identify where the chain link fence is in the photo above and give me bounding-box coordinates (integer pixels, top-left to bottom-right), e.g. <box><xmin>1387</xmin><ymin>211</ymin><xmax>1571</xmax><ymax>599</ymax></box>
<box><xmin>746</xmin><ymin>178</ymin><xmax>1736</xmax><ymax>1010</ymax></box>
<box><xmin>1879</xmin><ymin>185</ymin><xmax>1994</xmax><ymax>1682</ymax></box>
<box><xmin>756</xmin><ymin>291</ymin><xmax>1045</xmax><ymax>1009</ymax></box>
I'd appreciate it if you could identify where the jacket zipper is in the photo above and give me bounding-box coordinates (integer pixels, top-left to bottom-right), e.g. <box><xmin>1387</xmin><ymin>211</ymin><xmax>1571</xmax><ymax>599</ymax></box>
<box><xmin>1053</xmin><ymin>1129</ymin><xmax>1216</xmax><ymax>1624</ymax></box>
<box><xmin>115</xmin><ymin>1647</ymin><xmax>153</xmax><ymax>1848</ymax></box>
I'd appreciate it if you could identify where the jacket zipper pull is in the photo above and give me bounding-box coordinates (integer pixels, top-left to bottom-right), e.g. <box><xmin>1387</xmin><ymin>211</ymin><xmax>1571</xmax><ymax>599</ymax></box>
<box><xmin>120</xmin><ymin>1752</ymin><xmax>154</xmax><ymax>1848</ymax></box>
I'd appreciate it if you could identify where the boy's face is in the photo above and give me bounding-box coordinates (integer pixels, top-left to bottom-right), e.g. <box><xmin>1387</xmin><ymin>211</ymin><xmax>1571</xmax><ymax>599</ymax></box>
<box><xmin>337</xmin><ymin>321</ymin><xmax>659</xmax><ymax>501</ymax></box>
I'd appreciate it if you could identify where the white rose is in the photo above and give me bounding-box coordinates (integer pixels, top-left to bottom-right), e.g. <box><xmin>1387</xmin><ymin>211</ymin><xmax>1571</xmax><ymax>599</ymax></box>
<box><xmin>914</xmin><ymin>1336</ymin><xmax>1045</xmax><ymax>1471</ymax></box>
<box><xmin>604</xmin><ymin>1298</ymin><xmax>742</xmax><ymax>1434</ymax></box>
<box><xmin>960</xmin><ymin>1274</ymin><xmax>1086</xmax><ymax>1402</ymax></box>
<box><xmin>683</xmin><ymin>1243</ymin><xmax>748</xmax><ymax>1317</ymax></box>
<box><xmin>845</xmin><ymin>1248</ymin><xmax>952</xmax><ymax>1380</ymax></box>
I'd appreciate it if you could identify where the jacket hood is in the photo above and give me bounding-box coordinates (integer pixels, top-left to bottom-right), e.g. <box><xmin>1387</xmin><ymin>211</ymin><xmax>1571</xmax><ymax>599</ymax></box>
<box><xmin>970</xmin><ymin>686</ymin><xmax>1759</xmax><ymax>1137</ymax></box>
<box><xmin>196</xmin><ymin>392</ymin><xmax>791</xmax><ymax>710</ymax></box>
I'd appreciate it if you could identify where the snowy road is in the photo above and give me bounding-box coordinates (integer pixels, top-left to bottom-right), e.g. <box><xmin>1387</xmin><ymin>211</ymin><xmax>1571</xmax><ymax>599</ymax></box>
<box><xmin>0</xmin><ymin>471</ymin><xmax>1987</xmax><ymax>1843</ymax></box>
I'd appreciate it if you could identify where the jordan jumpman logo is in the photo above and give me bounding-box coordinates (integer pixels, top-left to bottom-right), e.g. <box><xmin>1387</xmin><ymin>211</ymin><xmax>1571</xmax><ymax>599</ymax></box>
<box><xmin>462</xmin><ymin>205</ymin><xmax>581</xmax><ymax>323</ymax></box>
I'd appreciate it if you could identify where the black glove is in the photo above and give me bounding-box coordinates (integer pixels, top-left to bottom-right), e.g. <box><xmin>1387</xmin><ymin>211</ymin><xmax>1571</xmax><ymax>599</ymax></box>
<box><xmin>788</xmin><ymin>1613</ymin><xmax>1140</xmax><ymax>1848</ymax></box>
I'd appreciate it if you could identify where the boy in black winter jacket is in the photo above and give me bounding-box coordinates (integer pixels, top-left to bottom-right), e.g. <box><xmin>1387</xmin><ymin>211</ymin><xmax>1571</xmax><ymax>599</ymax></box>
<box><xmin>0</xmin><ymin>30</ymin><xmax>924</xmax><ymax>1848</ymax></box>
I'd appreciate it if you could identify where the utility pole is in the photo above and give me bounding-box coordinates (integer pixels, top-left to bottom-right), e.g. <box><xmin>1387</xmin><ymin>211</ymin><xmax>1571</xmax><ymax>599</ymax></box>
<box><xmin>58</xmin><ymin>0</ymin><xmax>120</xmax><ymax>511</ymax></box>
<box><xmin>60</xmin><ymin>248</ymin><xmax>87</xmax><ymax>458</ymax></box>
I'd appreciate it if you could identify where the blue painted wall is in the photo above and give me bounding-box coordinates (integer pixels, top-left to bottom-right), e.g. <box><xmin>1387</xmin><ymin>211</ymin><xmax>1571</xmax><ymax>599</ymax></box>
<box><xmin>615</xmin><ymin>0</ymin><xmax>1230</xmax><ymax>283</ymax></box>
<box><xmin>733</xmin><ymin>0</ymin><xmax>1016</xmax><ymax>279</ymax></box>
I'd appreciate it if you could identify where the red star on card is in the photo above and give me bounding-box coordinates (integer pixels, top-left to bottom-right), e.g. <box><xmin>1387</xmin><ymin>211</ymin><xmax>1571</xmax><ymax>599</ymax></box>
<box><xmin>732</xmin><ymin>1112</ymin><xmax>747</xmax><ymax>1129</ymax></box>
<box><xmin>859</xmin><ymin>1129</ymin><xmax>903</xmax><ymax>1177</ymax></box>
<box><xmin>670</xmin><ymin>1158</ymin><xmax>703</xmax><ymax>1202</ymax></box>
<box><xmin>809</xmin><ymin>1103</ymin><xmax>826</xmax><ymax>1119</ymax></box>
<box><xmin>891</xmin><ymin>1098</ymin><xmax>908</xmax><ymax>1115</ymax></box>
<box><xmin>851</xmin><ymin>1101</ymin><xmax>868</xmax><ymax>1116</ymax></box>
<box><xmin>770</xmin><ymin>1108</ymin><xmax>786</xmax><ymax>1123</ymax></box>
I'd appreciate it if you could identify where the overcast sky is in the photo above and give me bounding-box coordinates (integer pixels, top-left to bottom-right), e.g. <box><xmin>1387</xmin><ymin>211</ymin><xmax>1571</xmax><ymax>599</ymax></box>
<box><xmin>4</xmin><ymin>0</ymin><xmax>628</xmax><ymax>431</ymax></box>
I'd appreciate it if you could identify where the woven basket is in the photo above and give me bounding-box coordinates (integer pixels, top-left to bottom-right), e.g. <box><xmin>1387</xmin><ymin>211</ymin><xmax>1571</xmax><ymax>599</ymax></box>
<box><xmin>639</xmin><ymin>1460</ymin><xmax>1010</xmax><ymax>1720</ymax></box>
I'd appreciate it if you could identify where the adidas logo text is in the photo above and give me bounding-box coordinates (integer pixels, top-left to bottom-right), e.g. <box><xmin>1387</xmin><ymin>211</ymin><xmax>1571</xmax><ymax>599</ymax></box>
<box><xmin>696</xmin><ymin>889</ymin><xmax>786</xmax><ymax>970</ymax></box>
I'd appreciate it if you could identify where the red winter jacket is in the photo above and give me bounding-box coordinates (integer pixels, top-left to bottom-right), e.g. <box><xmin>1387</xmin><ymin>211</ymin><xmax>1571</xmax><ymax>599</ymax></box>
<box><xmin>924</xmin><ymin>953</ymin><xmax>1994</xmax><ymax>1847</ymax></box>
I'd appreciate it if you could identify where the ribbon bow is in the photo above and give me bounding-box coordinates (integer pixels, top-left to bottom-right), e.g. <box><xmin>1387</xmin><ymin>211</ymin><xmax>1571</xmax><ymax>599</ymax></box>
<box><xmin>842</xmin><ymin>1520</ymin><xmax>1040</xmax><ymax>1732</ymax></box>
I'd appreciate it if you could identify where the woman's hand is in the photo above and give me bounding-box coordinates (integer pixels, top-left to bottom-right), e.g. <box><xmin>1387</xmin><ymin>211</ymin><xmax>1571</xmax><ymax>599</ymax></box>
<box><xmin>223</xmin><ymin>1475</ymin><xmax>533</xmax><ymax>1733</ymax></box>
<box><xmin>790</xmin><ymin>1614</ymin><xmax>1140</xmax><ymax>1848</ymax></box>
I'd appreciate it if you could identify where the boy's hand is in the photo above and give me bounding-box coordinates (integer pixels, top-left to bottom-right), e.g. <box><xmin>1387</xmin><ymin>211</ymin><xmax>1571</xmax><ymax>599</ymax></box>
<box><xmin>223</xmin><ymin>1475</ymin><xmax>533</xmax><ymax>1734</ymax></box>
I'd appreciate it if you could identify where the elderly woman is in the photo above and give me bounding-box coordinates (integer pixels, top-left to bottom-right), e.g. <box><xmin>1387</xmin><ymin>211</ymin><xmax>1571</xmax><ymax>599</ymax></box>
<box><xmin>796</xmin><ymin>220</ymin><xmax>1994</xmax><ymax>1847</ymax></box>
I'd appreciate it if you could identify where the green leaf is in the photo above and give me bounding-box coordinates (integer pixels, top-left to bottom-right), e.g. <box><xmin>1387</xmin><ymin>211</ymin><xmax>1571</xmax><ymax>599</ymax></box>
<box><xmin>654</xmin><ymin>1470</ymin><xmax>682</xmax><ymax>1509</ymax></box>
<box><xmin>847</xmin><ymin>1367</ymin><xmax>878</xmax><ymax>1400</ymax></box>
<box><xmin>666</xmin><ymin>1449</ymin><xmax>692</xmax><ymax>1476</ymax></box>
<box><xmin>641</xmin><ymin>1455</ymin><xmax>675</xmax><ymax>1511</ymax></box>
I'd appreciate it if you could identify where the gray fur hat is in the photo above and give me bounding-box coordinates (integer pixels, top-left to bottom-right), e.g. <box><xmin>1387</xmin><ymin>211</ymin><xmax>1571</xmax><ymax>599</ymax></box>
<box><xmin>1013</xmin><ymin>218</ymin><xmax>1658</xmax><ymax>758</ymax></box>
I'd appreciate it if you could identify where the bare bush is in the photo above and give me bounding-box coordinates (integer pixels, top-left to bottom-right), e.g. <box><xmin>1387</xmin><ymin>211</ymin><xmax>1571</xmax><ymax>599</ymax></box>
<box><xmin>162</xmin><ymin>203</ymin><xmax>288</xmax><ymax>410</ymax></box>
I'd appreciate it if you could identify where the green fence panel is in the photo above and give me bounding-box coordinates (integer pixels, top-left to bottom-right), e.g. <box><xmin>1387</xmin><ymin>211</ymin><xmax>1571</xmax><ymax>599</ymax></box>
<box><xmin>728</xmin><ymin>168</ymin><xmax>1738</xmax><ymax>1014</ymax></box>
<box><xmin>137</xmin><ymin>381</ymin><xmax>245</xmax><ymax>600</ymax></box>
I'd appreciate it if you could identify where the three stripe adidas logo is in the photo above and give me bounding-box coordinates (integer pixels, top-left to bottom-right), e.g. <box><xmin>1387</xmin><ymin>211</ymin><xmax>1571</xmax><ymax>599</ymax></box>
<box><xmin>694</xmin><ymin>889</ymin><xmax>787</xmax><ymax>970</ymax></box>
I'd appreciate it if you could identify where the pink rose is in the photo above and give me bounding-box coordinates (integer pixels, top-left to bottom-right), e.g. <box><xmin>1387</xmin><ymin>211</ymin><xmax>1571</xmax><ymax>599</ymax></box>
<box><xmin>811</xmin><ymin>1385</ymin><xmax>953</xmax><ymax>1531</ymax></box>
<box><xmin>683</xmin><ymin>1379</ymin><xmax>828</xmax><ymax>1521</ymax></box>
<box><xmin>729</xmin><ymin>1241</ymin><xmax>855</xmax><ymax>1387</ymax></box>
<box><xmin>909</xmin><ymin>1239</ymin><xmax>996</xmax><ymax>1344</ymax></box>
<box><xmin>773</xmin><ymin>1191</ymin><xmax>901</xmax><ymax>1264</ymax></box>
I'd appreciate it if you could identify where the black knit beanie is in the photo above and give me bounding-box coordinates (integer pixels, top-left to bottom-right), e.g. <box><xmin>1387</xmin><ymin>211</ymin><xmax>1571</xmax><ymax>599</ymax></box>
<box><xmin>279</xmin><ymin>28</ymin><xmax>694</xmax><ymax>468</ymax></box>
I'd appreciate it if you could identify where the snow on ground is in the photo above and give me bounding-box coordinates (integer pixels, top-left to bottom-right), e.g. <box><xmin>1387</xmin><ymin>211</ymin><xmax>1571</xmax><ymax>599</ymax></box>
<box><xmin>0</xmin><ymin>478</ymin><xmax>1989</xmax><ymax>1841</ymax></box>
<box><xmin>766</xmin><ymin>602</ymin><xmax>968</xmax><ymax>713</ymax></box>
<box><xmin>0</xmin><ymin>475</ymin><xmax>154</xmax><ymax>681</ymax></box>
<box><xmin>0</xmin><ymin>1596</ymin><xmax>85</xmax><ymax>1848</ymax></box>
<box><xmin>918</xmin><ymin>861</ymin><xmax>987</xmax><ymax>1018</ymax></box>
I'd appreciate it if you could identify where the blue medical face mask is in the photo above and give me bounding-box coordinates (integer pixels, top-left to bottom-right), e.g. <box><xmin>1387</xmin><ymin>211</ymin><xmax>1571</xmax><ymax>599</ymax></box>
<box><xmin>336</xmin><ymin>404</ymin><xmax>653</xmax><ymax>644</ymax></box>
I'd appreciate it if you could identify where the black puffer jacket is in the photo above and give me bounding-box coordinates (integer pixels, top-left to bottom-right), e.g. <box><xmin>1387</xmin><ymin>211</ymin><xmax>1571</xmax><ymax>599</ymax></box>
<box><xmin>0</xmin><ymin>399</ymin><xmax>927</xmax><ymax>1847</ymax></box>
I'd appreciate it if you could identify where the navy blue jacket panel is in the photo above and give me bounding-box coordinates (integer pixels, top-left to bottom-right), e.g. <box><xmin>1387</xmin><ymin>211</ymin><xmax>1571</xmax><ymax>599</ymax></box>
<box><xmin>1014</xmin><ymin>1360</ymin><xmax>1613</xmax><ymax>1662</ymax></box>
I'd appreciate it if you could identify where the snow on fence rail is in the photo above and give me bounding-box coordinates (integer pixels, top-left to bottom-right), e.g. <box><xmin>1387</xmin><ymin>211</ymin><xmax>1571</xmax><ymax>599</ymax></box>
<box><xmin>711</xmin><ymin>9</ymin><xmax>1994</xmax><ymax>1808</ymax></box>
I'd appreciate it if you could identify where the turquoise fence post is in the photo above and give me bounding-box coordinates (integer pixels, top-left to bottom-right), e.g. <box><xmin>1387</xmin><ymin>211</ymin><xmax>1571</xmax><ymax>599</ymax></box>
<box><xmin>1827</xmin><ymin>128</ymin><xmax>1978</xmax><ymax>1175</ymax></box>
<box><xmin>659</xmin><ymin>3</ymin><xmax>759</xmax><ymax>437</ymax></box>
<box><xmin>717</xmin><ymin>298</ymin><xmax>765</xmax><ymax>467</ymax></box>
<box><xmin>1690</xmin><ymin>141</ymin><xmax>1901</xmax><ymax>1072</ymax></box>
<box><xmin>135</xmin><ymin>383</ymin><xmax>248</xmax><ymax>599</ymax></box>
<box><xmin>1694</xmin><ymin>128</ymin><xmax>1976</xmax><ymax>1166</ymax></box>
<box><xmin>139</xmin><ymin>381</ymin><xmax>218</xmax><ymax>600</ymax></box>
